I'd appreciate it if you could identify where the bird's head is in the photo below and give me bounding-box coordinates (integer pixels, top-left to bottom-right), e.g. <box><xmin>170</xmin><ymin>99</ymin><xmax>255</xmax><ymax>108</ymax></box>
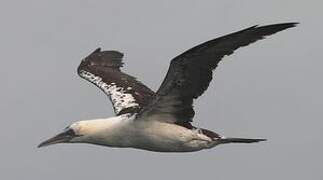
<box><xmin>38</xmin><ymin>121</ymin><xmax>92</xmax><ymax>148</ymax></box>
<box><xmin>38</xmin><ymin>117</ymin><xmax>125</xmax><ymax>148</ymax></box>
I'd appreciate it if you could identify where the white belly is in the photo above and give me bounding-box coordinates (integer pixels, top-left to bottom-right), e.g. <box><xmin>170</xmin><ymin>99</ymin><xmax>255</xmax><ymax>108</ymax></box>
<box><xmin>127</xmin><ymin>121</ymin><xmax>213</xmax><ymax>152</ymax></box>
<box><xmin>82</xmin><ymin>115</ymin><xmax>215</xmax><ymax>152</ymax></box>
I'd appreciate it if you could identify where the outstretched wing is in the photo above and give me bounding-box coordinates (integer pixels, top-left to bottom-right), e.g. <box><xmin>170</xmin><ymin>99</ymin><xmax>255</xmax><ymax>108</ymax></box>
<box><xmin>78</xmin><ymin>48</ymin><xmax>155</xmax><ymax>115</ymax></box>
<box><xmin>139</xmin><ymin>23</ymin><xmax>297</xmax><ymax>125</ymax></box>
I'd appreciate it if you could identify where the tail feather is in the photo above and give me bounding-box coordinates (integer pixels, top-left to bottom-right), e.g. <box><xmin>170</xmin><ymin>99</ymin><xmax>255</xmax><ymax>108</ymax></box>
<box><xmin>218</xmin><ymin>138</ymin><xmax>266</xmax><ymax>144</ymax></box>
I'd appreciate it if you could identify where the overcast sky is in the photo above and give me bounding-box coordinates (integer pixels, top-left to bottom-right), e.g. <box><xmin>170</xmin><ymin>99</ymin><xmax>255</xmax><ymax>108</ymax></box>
<box><xmin>1</xmin><ymin>0</ymin><xmax>322</xmax><ymax>179</ymax></box>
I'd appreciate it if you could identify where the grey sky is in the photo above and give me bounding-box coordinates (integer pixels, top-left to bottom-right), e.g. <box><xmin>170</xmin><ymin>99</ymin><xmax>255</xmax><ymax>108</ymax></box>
<box><xmin>1</xmin><ymin>0</ymin><xmax>322</xmax><ymax>179</ymax></box>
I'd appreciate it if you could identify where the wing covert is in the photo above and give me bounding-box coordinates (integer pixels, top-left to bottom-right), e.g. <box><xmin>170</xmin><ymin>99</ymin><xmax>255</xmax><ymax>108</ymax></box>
<box><xmin>78</xmin><ymin>48</ymin><xmax>155</xmax><ymax>115</ymax></box>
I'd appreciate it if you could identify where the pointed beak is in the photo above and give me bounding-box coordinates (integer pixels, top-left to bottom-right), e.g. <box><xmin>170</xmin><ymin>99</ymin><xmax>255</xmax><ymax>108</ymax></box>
<box><xmin>38</xmin><ymin>128</ymin><xmax>77</xmax><ymax>148</ymax></box>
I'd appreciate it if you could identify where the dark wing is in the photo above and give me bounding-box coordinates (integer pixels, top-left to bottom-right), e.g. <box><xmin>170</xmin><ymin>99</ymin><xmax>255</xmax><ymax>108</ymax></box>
<box><xmin>78</xmin><ymin>48</ymin><xmax>155</xmax><ymax>115</ymax></box>
<box><xmin>139</xmin><ymin>23</ymin><xmax>297</xmax><ymax>125</ymax></box>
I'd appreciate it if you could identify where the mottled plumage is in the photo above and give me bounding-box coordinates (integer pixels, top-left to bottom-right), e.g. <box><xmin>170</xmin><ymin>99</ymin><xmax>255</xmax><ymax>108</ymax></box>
<box><xmin>78</xmin><ymin>49</ymin><xmax>155</xmax><ymax>115</ymax></box>
<box><xmin>39</xmin><ymin>23</ymin><xmax>297</xmax><ymax>152</ymax></box>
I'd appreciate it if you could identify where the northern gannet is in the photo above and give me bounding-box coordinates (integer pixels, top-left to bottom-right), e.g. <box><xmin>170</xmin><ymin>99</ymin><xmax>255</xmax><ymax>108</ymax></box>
<box><xmin>39</xmin><ymin>23</ymin><xmax>297</xmax><ymax>152</ymax></box>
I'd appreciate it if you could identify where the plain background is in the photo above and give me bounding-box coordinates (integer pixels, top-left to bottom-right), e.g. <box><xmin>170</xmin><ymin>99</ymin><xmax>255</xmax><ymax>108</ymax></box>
<box><xmin>1</xmin><ymin>0</ymin><xmax>322</xmax><ymax>179</ymax></box>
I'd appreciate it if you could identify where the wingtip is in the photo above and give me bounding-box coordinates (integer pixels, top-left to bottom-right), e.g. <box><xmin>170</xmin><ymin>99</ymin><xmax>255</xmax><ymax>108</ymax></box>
<box><xmin>264</xmin><ymin>22</ymin><xmax>299</xmax><ymax>29</ymax></box>
<box><xmin>256</xmin><ymin>138</ymin><xmax>267</xmax><ymax>142</ymax></box>
<box><xmin>239</xmin><ymin>22</ymin><xmax>298</xmax><ymax>35</ymax></box>
<box><xmin>94</xmin><ymin>47</ymin><xmax>101</xmax><ymax>53</ymax></box>
<box><xmin>292</xmin><ymin>22</ymin><xmax>300</xmax><ymax>26</ymax></box>
<box><xmin>280</xmin><ymin>22</ymin><xmax>299</xmax><ymax>28</ymax></box>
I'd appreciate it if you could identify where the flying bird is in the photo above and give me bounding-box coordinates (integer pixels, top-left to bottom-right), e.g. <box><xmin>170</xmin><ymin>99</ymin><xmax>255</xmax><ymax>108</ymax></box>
<box><xmin>39</xmin><ymin>23</ymin><xmax>297</xmax><ymax>152</ymax></box>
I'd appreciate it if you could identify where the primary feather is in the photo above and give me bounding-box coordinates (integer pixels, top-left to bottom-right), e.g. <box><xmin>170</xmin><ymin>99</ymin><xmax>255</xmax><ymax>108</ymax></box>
<box><xmin>138</xmin><ymin>23</ymin><xmax>298</xmax><ymax>125</ymax></box>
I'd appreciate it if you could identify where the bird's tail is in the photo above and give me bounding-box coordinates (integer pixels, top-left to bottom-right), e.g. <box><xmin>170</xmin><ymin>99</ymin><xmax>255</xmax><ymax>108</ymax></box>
<box><xmin>218</xmin><ymin>138</ymin><xmax>266</xmax><ymax>144</ymax></box>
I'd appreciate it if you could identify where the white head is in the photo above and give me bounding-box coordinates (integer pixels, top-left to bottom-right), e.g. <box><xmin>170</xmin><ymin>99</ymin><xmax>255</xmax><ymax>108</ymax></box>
<box><xmin>38</xmin><ymin>118</ymin><xmax>122</xmax><ymax>148</ymax></box>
